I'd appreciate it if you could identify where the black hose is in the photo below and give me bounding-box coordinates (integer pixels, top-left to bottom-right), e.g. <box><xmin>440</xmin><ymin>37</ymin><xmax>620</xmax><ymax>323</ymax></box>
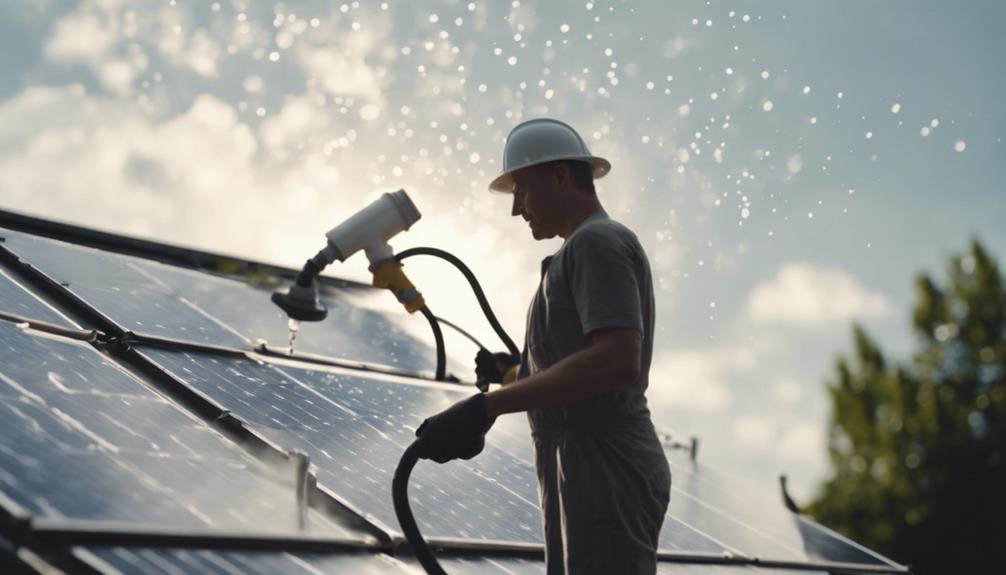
<box><xmin>393</xmin><ymin>441</ymin><xmax>447</xmax><ymax>575</ymax></box>
<box><xmin>395</xmin><ymin>248</ymin><xmax>519</xmax><ymax>357</ymax></box>
<box><xmin>418</xmin><ymin>306</ymin><xmax>446</xmax><ymax>381</ymax></box>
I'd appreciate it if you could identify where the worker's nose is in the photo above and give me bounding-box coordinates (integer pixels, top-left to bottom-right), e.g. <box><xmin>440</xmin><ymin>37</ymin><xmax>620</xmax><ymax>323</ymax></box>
<box><xmin>511</xmin><ymin>192</ymin><xmax>522</xmax><ymax>217</ymax></box>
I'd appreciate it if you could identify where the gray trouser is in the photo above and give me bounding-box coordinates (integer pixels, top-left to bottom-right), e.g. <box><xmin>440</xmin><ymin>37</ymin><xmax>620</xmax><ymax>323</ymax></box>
<box><xmin>533</xmin><ymin>420</ymin><xmax>671</xmax><ymax>575</ymax></box>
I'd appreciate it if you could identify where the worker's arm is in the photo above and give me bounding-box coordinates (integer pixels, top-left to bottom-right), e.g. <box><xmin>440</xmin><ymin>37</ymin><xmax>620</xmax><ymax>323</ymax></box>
<box><xmin>484</xmin><ymin>327</ymin><xmax>641</xmax><ymax>418</ymax></box>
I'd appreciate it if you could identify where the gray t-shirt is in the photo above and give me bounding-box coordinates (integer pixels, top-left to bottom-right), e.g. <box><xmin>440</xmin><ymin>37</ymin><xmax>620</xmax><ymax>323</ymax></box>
<box><xmin>519</xmin><ymin>210</ymin><xmax>655</xmax><ymax>434</ymax></box>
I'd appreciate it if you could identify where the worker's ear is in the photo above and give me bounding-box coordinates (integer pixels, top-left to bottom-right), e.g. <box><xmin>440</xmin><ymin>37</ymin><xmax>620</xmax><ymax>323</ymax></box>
<box><xmin>551</xmin><ymin>162</ymin><xmax>571</xmax><ymax>189</ymax></box>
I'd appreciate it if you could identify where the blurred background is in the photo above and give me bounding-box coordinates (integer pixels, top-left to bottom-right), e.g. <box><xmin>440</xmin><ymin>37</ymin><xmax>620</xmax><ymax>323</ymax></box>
<box><xmin>1</xmin><ymin>1</ymin><xmax>1003</xmax><ymax>571</ymax></box>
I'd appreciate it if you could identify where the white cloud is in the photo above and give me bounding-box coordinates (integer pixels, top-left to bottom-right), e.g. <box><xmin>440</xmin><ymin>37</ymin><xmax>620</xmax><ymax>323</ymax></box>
<box><xmin>734</xmin><ymin>414</ymin><xmax>775</xmax><ymax>450</ymax></box>
<box><xmin>732</xmin><ymin>416</ymin><xmax>825</xmax><ymax>468</ymax></box>
<box><xmin>295</xmin><ymin>9</ymin><xmax>393</xmax><ymax>103</ymax></box>
<box><xmin>772</xmin><ymin>376</ymin><xmax>804</xmax><ymax>404</ymax></box>
<box><xmin>647</xmin><ymin>346</ymin><xmax>755</xmax><ymax>413</ymax></box>
<box><xmin>153</xmin><ymin>8</ymin><xmax>221</xmax><ymax>78</ymax></box>
<box><xmin>0</xmin><ymin>87</ymin><xmax>260</xmax><ymax>243</ymax></box>
<box><xmin>778</xmin><ymin>421</ymin><xmax>826</xmax><ymax>467</ymax></box>
<box><xmin>298</xmin><ymin>45</ymin><xmax>384</xmax><ymax>100</ymax></box>
<box><xmin>747</xmin><ymin>263</ymin><xmax>890</xmax><ymax>326</ymax></box>
<box><xmin>44</xmin><ymin>9</ymin><xmax>116</xmax><ymax>63</ymax></box>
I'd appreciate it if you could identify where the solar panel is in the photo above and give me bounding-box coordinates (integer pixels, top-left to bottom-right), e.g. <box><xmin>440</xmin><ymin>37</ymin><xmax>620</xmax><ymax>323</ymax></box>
<box><xmin>665</xmin><ymin>458</ymin><xmax>889</xmax><ymax>565</ymax></box>
<box><xmin>77</xmin><ymin>546</ymin><xmax>836</xmax><ymax>575</ymax></box>
<box><xmin>0</xmin><ymin>321</ymin><xmax>362</xmax><ymax>538</ymax></box>
<box><xmin>137</xmin><ymin>261</ymin><xmax>467</xmax><ymax>375</ymax></box>
<box><xmin>0</xmin><ymin>267</ymin><xmax>76</xmax><ymax>327</ymax></box>
<box><xmin>76</xmin><ymin>547</ymin><xmax>411</xmax><ymax>575</ymax></box>
<box><xmin>0</xmin><ymin>229</ymin><xmax>249</xmax><ymax>348</ymax></box>
<box><xmin>137</xmin><ymin>347</ymin><xmax>545</xmax><ymax>544</ymax></box>
<box><xmin>1</xmin><ymin>227</ymin><xmax>469</xmax><ymax>377</ymax></box>
<box><xmin>136</xmin><ymin>347</ymin><xmax>754</xmax><ymax>558</ymax></box>
<box><xmin>78</xmin><ymin>547</ymin><xmax>558</xmax><ymax>575</ymax></box>
<box><xmin>791</xmin><ymin>515</ymin><xmax>891</xmax><ymax>565</ymax></box>
<box><xmin>656</xmin><ymin>567</ymin><xmax>827</xmax><ymax>575</ymax></box>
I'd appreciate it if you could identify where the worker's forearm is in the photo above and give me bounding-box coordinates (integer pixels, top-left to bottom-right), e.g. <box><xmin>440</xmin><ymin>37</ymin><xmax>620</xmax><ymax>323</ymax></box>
<box><xmin>484</xmin><ymin>346</ymin><xmax>635</xmax><ymax>418</ymax></box>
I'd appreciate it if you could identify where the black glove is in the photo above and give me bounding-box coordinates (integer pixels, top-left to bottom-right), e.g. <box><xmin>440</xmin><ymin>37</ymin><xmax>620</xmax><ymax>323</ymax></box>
<box><xmin>415</xmin><ymin>393</ymin><xmax>495</xmax><ymax>463</ymax></box>
<box><xmin>475</xmin><ymin>349</ymin><xmax>520</xmax><ymax>384</ymax></box>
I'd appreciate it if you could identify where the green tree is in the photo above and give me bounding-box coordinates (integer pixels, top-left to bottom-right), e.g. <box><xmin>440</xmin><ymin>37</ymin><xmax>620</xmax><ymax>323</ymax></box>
<box><xmin>809</xmin><ymin>240</ymin><xmax>1006</xmax><ymax>574</ymax></box>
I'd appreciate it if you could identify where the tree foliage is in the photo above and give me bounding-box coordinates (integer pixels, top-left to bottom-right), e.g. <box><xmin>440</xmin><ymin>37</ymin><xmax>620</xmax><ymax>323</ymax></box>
<box><xmin>809</xmin><ymin>240</ymin><xmax>1006</xmax><ymax>574</ymax></box>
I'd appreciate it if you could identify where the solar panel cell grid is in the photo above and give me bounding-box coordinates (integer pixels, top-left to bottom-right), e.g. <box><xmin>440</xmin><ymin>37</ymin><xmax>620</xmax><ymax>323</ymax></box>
<box><xmin>0</xmin><ymin>322</ymin><xmax>361</xmax><ymax>538</ymax></box>
<box><xmin>77</xmin><ymin>547</ymin><xmax>408</xmax><ymax>575</ymax></box>
<box><xmin>0</xmin><ymin>267</ymin><xmax>76</xmax><ymax>327</ymax></box>
<box><xmin>0</xmin><ymin>229</ymin><xmax>249</xmax><ymax>348</ymax></box>
<box><xmin>140</xmin><ymin>260</ymin><xmax>464</xmax><ymax>375</ymax></box>
<box><xmin>138</xmin><ymin>348</ymin><xmax>765</xmax><ymax>557</ymax></box>
<box><xmin>1</xmin><ymin>227</ymin><xmax>469</xmax><ymax>376</ymax></box>
<box><xmin>139</xmin><ymin>348</ymin><xmax>546</xmax><ymax>544</ymax></box>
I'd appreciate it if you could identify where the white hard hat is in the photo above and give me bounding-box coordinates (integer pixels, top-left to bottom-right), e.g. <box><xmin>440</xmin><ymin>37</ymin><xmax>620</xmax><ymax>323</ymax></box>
<box><xmin>488</xmin><ymin>118</ymin><xmax>611</xmax><ymax>192</ymax></box>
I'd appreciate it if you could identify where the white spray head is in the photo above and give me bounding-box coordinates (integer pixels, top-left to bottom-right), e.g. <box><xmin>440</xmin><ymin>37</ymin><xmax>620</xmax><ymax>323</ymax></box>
<box><xmin>323</xmin><ymin>190</ymin><xmax>421</xmax><ymax>268</ymax></box>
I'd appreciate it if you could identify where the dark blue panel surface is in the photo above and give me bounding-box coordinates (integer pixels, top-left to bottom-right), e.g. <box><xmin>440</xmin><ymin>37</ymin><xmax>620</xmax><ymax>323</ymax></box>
<box><xmin>0</xmin><ymin>267</ymin><xmax>75</xmax><ymax>327</ymax></box>
<box><xmin>0</xmin><ymin>322</ymin><xmax>360</xmax><ymax>537</ymax></box>
<box><xmin>664</xmin><ymin>458</ymin><xmax>890</xmax><ymax>564</ymax></box>
<box><xmin>139</xmin><ymin>347</ymin><xmax>543</xmax><ymax>543</ymax></box>
<box><xmin>77</xmin><ymin>547</ymin><xmax>409</xmax><ymax>575</ymax></box>
<box><xmin>793</xmin><ymin>515</ymin><xmax>892</xmax><ymax>565</ymax></box>
<box><xmin>79</xmin><ymin>547</ymin><xmax>833</xmax><ymax>575</ymax></box>
<box><xmin>1</xmin><ymin>227</ymin><xmax>469</xmax><ymax>376</ymax></box>
<box><xmin>138</xmin><ymin>347</ymin><xmax>738</xmax><ymax>555</ymax></box>
<box><xmin>135</xmin><ymin>252</ymin><xmax>468</xmax><ymax>376</ymax></box>
<box><xmin>0</xmin><ymin>229</ymin><xmax>248</xmax><ymax>348</ymax></box>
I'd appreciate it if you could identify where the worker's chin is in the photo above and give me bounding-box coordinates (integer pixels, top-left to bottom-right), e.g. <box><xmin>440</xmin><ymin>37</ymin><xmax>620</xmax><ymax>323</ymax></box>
<box><xmin>529</xmin><ymin>224</ymin><xmax>554</xmax><ymax>240</ymax></box>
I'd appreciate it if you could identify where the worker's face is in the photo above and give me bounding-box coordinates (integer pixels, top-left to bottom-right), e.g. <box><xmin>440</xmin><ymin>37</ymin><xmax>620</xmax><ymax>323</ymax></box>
<box><xmin>510</xmin><ymin>164</ymin><xmax>565</xmax><ymax>240</ymax></box>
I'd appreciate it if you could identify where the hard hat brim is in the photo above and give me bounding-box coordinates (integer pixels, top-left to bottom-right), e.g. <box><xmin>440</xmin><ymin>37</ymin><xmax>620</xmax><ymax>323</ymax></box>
<box><xmin>487</xmin><ymin>155</ymin><xmax>611</xmax><ymax>193</ymax></box>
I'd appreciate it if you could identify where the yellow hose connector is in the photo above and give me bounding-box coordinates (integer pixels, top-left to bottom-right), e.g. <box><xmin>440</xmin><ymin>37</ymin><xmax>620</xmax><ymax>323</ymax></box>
<box><xmin>372</xmin><ymin>259</ymin><xmax>426</xmax><ymax>313</ymax></box>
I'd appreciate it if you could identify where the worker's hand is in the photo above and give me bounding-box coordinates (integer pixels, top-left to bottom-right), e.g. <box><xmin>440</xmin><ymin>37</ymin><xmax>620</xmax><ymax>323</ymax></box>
<box><xmin>475</xmin><ymin>350</ymin><xmax>520</xmax><ymax>384</ymax></box>
<box><xmin>415</xmin><ymin>393</ymin><xmax>495</xmax><ymax>463</ymax></box>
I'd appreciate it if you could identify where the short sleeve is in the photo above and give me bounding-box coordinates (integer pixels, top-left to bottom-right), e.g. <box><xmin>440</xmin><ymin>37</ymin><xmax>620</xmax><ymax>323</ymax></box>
<box><xmin>566</xmin><ymin>227</ymin><xmax>643</xmax><ymax>336</ymax></box>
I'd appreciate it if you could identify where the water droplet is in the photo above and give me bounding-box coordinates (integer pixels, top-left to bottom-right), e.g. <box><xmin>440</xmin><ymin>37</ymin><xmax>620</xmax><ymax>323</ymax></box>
<box><xmin>288</xmin><ymin>319</ymin><xmax>300</xmax><ymax>355</ymax></box>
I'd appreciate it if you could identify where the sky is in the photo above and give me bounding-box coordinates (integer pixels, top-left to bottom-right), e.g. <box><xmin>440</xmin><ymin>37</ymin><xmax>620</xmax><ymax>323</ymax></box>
<box><xmin>1</xmin><ymin>0</ymin><xmax>1004</xmax><ymax>502</ymax></box>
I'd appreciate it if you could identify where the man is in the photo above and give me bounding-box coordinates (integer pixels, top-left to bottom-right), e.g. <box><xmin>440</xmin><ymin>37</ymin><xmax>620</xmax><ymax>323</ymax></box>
<box><xmin>415</xmin><ymin>118</ymin><xmax>671</xmax><ymax>574</ymax></box>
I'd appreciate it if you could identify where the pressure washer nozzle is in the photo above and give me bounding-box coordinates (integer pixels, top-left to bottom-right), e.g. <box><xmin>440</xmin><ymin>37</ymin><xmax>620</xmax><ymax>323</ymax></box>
<box><xmin>271</xmin><ymin>283</ymin><xmax>328</xmax><ymax>322</ymax></box>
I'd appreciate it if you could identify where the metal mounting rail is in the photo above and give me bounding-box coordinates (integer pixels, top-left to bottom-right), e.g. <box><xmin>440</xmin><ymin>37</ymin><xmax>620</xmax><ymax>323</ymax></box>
<box><xmin>6</xmin><ymin>518</ymin><xmax>912</xmax><ymax>575</ymax></box>
<box><xmin>19</xmin><ymin>519</ymin><xmax>385</xmax><ymax>553</ymax></box>
<box><xmin>0</xmin><ymin>311</ymin><xmax>101</xmax><ymax>342</ymax></box>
